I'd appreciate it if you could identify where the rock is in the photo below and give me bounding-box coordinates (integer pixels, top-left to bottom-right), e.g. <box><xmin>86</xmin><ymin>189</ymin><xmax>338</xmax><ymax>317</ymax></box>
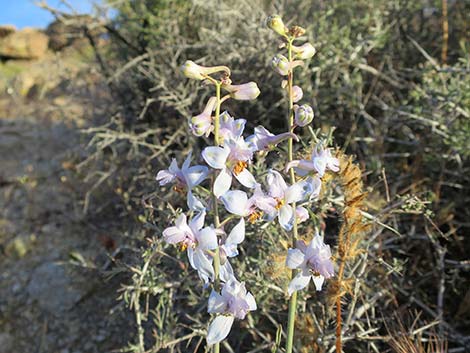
<box><xmin>0</xmin><ymin>28</ymin><xmax>49</xmax><ymax>60</ymax></box>
<box><xmin>0</xmin><ymin>25</ymin><xmax>16</xmax><ymax>39</ymax></box>
<box><xmin>46</xmin><ymin>16</ymin><xmax>96</xmax><ymax>52</ymax></box>
<box><xmin>27</xmin><ymin>262</ymin><xmax>84</xmax><ymax>315</ymax></box>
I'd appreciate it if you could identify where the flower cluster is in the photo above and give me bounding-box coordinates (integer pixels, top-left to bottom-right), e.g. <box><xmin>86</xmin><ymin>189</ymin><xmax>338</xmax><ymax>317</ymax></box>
<box><xmin>155</xmin><ymin>14</ymin><xmax>340</xmax><ymax>349</ymax></box>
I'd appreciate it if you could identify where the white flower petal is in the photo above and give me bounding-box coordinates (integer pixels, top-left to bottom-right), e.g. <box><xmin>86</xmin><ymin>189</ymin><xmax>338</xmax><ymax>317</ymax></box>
<box><xmin>189</xmin><ymin>209</ymin><xmax>206</xmax><ymax>232</ymax></box>
<box><xmin>185</xmin><ymin>165</ymin><xmax>209</xmax><ymax>188</ymax></box>
<box><xmin>245</xmin><ymin>292</ymin><xmax>257</xmax><ymax>311</ymax></box>
<box><xmin>156</xmin><ymin>169</ymin><xmax>175</xmax><ymax>185</ymax></box>
<box><xmin>190</xmin><ymin>248</ymin><xmax>214</xmax><ymax>283</ymax></box>
<box><xmin>296</xmin><ymin>206</ymin><xmax>309</xmax><ymax>223</ymax></box>
<box><xmin>225</xmin><ymin>218</ymin><xmax>245</xmax><ymax>257</ymax></box>
<box><xmin>208</xmin><ymin>290</ymin><xmax>227</xmax><ymax>314</ymax></box>
<box><xmin>220</xmin><ymin>260</ymin><xmax>234</xmax><ymax>283</ymax></box>
<box><xmin>206</xmin><ymin>315</ymin><xmax>235</xmax><ymax>345</ymax></box>
<box><xmin>313</xmin><ymin>157</ymin><xmax>327</xmax><ymax>177</ymax></box>
<box><xmin>234</xmin><ymin>168</ymin><xmax>257</xmax><ymax>188</ymax></box>
<box><xmin>220</xmin><ymin>190</ymin><xmax>249</xmax><ymax>216</ymax></box>
<box><xmin>288</xmin><ymin>273</ymin><xmax>311</xmax><ymax>295</ymax></box>
<box><xmin>266</xmin><ymin>170</ymin><xmax>287</xmax><ymax>198</ymax></box>
<box><xmin>285</xmin><ymin>180</ymin><xmax>312</xmax><ymax>204</ymax></box>
<box><xmin>175</xmin><ymin>213</ymin><xmax>188</xmax><ymax>228</ymax></box>
<box><xmin>168</xmin><ymin>158</ymin><xmax>179</xmax><ymax>174</ymax></box>
<box><xmin>278</xmin><ymin>204</ymin><xmax>294</xmax><ymax>231</ymax></box>
<box><xmin>187</xmin><ymin>190</ymin><xmax>205</xmax><ymax>211</ymax></box>
<box><xmin>162</xmin><ymin>226</ymin><xmax>186</xmax><ymax>244</ymax></box>
<box><xmin>307</xmin><ymin>176</ymin><xmax>322</xmax><ymax>200</ymax></box>
<box><xmin>197</xmin><ymin>227</ymin><xmax>218</xmax><ymax>251</ymax></box>
<box><xmin>312</xmin><ymin>275</ymin><xmax>325</xmax><ymax>291</ymax></box>
<box><xmin>182</xmin><ymin>151</ymin><xmax>192</xmax><ymax>170</ymax></box>
<box><xmin>286</xmin><ymin>248</ymin><xmax>305</xmax><ymax>269</ymax></box>
<box><xmin>202</xmin><ymin>146</ymin><xmax>229</xmax><ymax>169</ymax></box>
<box><xmin>214</xmin><ymin>168</ymin><xmax>233</xmax><ymax>198</ymax></box>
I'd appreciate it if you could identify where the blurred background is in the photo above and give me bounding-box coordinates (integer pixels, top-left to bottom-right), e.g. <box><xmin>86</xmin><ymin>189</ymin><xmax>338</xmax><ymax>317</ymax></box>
<box><xmin>0</xmin><ymin>1</ymin><xmax>468</xmax><ymax>352</ymax></box>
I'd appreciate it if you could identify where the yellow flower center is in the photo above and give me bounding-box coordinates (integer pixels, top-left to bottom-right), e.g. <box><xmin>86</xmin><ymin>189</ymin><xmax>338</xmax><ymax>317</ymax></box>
<box><xmin>232</xmin><ymin>161</ymin><xmax>248</xmax><ymax>176</ymax></box>
<box><xmin>248</xmin><ymin>211</ymin><xmax>263</xmax><ymax>224</ymax></box>
<box><xmin>275</xmin><ymin>197</ymin><xmax>285</xmax><ymax>210</ymax></box>
<box><xmin>173</xmin><ymin>184</ymin><xmax>186</xmax><ymax>194</ymax></box>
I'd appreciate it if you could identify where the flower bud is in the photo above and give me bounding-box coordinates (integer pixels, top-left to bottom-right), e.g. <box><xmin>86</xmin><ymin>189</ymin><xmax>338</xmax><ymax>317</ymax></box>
<box><xmin>266</xmin><ymin>15</ymin><xmax>288</xmax><ymax>37</ymax></box>
<box><xmin>181</xmin><ymin>60</ymin><xmax>206</xmax><ymax>80</ymax></box>
<box><xmin>294</xmin><ymin>104</ymin><xmax>314</xmax><ymax>127</ymax></box>
<box><xmin>292</xmin><ymin>85</ymin><xmax>303</xmax><ymax>103</ymax></box>
<box><xmin>292</xmin><ymin>43</ymin><xmax>316</xmax><ymax>60</ymax></box>
<box><xmin>189</xmin><ymin>97</ymin><xmax>216</xmax><ymax>136</ymax></box>
<box><xmin>223</xmin><ymin>82</ymin><xmax>260</xmax><ymax>100</ymax></box>
<box><xmin>181</xmin><ymin>60</ymin><xmax>231</xmax><ymax>80</ymax></box>
<box><xmin>272</xmin><ymin>54</ymin><xmax>290</xmax><ymax>76</ymax></box>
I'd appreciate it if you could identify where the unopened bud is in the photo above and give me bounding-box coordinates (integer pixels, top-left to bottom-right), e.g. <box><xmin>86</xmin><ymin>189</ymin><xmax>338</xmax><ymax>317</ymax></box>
<box><xmin>181</xmin><ymin>60</ymin><xmax>231</xmax><ymax>80</ymax></box>
<box><xmin>181</xmin><ymin>60</ymin><xmax>206</xmax><ymax>80</ymax></box>
<box><xmin>292</xmin><ymin>43</ymin><xmax>316</xmax><ymax>60</ymax></box>
<box><xmin>223</xmin><ymin>82</ymin><xmax>260</xmax><ymax>100</ymax></box>
<box><xmin>266</xmin><ymin>15</ymin><xmax>288</xmax><ymax>37</ymax></box>
<box><xmin>272</xmin><ymin>54</ymin><xmax>290</xmax><ymax>76</ymax></box>
<box><xmin>189</xmin><ymin>97</ymin><xmax>216</xmax><ymax>136</ymax></box>
<box><xmin>292</xmin><ymin>85</ymin><xmax>303</xmax><ymax>103</ymax></box>
<box><xmin>294</xmin><ymin>104</ymin><xmax>314</xmax><ymax>127</ymax></box>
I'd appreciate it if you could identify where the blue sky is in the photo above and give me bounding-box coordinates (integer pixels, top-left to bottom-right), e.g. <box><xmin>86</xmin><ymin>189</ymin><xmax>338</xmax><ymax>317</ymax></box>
<box><xmin>0</xmin><ymin>0</ymin><xmax>97</xmax><ymax>29</ymax></box>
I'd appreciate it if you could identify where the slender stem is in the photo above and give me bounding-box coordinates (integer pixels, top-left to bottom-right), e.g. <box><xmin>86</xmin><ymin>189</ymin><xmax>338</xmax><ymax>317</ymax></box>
<box><xmin>214</xmin><ymin>82</ymin><xmax>222</xmax><ymax>147</ymax></box>
<box><xmin>285</xmin><ymin>38</ymin><xmax>299</xmax><ymax>353</ymax></box>
<box><xmin>212</xmin><ymin>81</ymin><xmax>222</xmax><ymax>353</ymax></box>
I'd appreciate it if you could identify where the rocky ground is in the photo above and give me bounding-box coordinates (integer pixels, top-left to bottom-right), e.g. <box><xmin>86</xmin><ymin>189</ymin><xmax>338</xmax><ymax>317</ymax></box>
<box><xmin>0</xmin><ymin>44</ymin><xmax>133</xmax><ymax>353</ymax></box>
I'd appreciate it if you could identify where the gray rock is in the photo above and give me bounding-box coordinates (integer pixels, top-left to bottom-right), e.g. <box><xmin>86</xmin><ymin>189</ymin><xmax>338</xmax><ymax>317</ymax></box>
<box><xmin>26</xmin><ymin>262</ymin><xmax>83</xmax><ymax>315</ymax></box>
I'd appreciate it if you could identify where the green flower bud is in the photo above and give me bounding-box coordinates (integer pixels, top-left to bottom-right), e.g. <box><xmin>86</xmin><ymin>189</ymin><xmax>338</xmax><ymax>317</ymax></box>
<box><xmin>266</xmin><ymin>15</ymin><xmax>288</xmax><ymax>37</ymax></box>
<box><xmin>294</xmin><ymin>104</ymin><xmax>314</xmax><ymax>127</ymax></box>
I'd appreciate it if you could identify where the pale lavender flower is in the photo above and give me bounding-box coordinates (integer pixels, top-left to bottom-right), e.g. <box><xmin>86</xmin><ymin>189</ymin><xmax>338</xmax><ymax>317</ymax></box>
<box><xmin>294</xmin><ymin>104</ymin><xmax>314</xmax><ymax>127</ymax></box>
<box><xmin>223</xmin><ymin>82</ymin><xmax>260</xmax><ymax>100</ymax></box>
<box><xmin>220</xmin><ymin>187</ymin><xmax>276</xmax><ymax>222</ymax></box>
<box><xmin>246</xmin><ymin>126</ymin><xmax>297</xmax><ymax>152</ymax></box>
<box><xmin>202</xmin><ymin>138</ymin><xmax>257</xmax><ymax>197</ymax></box>
<box><xmin>285</xmin><ymin>143</ymin><xmax>340</xmax><ymax>177</ymax></box>
<box><xmin>189</xmin><ymin>97</ymin><xmax>216</xmax><ymax>137</ymax></box>
<box><xmin>286</xmin><ymin>234</ymin><xmax>334</xmax><ymax>295</ymax></box>
<box><xmin>266</xmin><ymin>170</ymin><xmax>313</xmax><ymax>230</ymax></box>
<box><xmin>156</xmin><ymin>152</ymin><xmax>208</xmax><ymax>210</ymax></box>
<box><xmin>292</xmin><ymin>85</ymin><xmax>303</xmax><ymax>103</ymax></box>
<box><xmin>219</xmin><ymin>111</ymin><xmax>246</xmax><ymax>142</ymax></box>
<box><xmin>292</xmin><ymin>43</ymin><xmax>316</xmax><ymax>60</ymax></box>
<box><xmin>206</xmin><ymin>275</ymin><xmax>257</xmax><ymax>344</ymax></box>
<box><xmin>162</xmin><ymin>210</ymin><xmax>217</xmax><ymax>283</ymax></box>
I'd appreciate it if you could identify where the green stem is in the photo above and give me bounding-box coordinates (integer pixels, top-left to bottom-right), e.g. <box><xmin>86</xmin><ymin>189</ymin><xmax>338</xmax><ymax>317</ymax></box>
<box><xmin>286</xmin><ymin>38</ymin><xmax>299</xmax><ymax>353</ymax></box>
<box><xmin>212</xmin><ymin>81</ymin><xmax>222</xmax><ymax>353</ymax></box>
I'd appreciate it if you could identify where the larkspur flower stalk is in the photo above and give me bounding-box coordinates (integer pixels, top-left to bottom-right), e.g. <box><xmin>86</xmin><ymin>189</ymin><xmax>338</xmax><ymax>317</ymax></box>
<box><xmin>266</xmin><ymin>14</ymin><xmax>340</xmax><ymax>353</ymax></box>
<box><xmin>165</xmin><ymin>59</ymin><xmax>262</xmax><ymax>351</ymax></box>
